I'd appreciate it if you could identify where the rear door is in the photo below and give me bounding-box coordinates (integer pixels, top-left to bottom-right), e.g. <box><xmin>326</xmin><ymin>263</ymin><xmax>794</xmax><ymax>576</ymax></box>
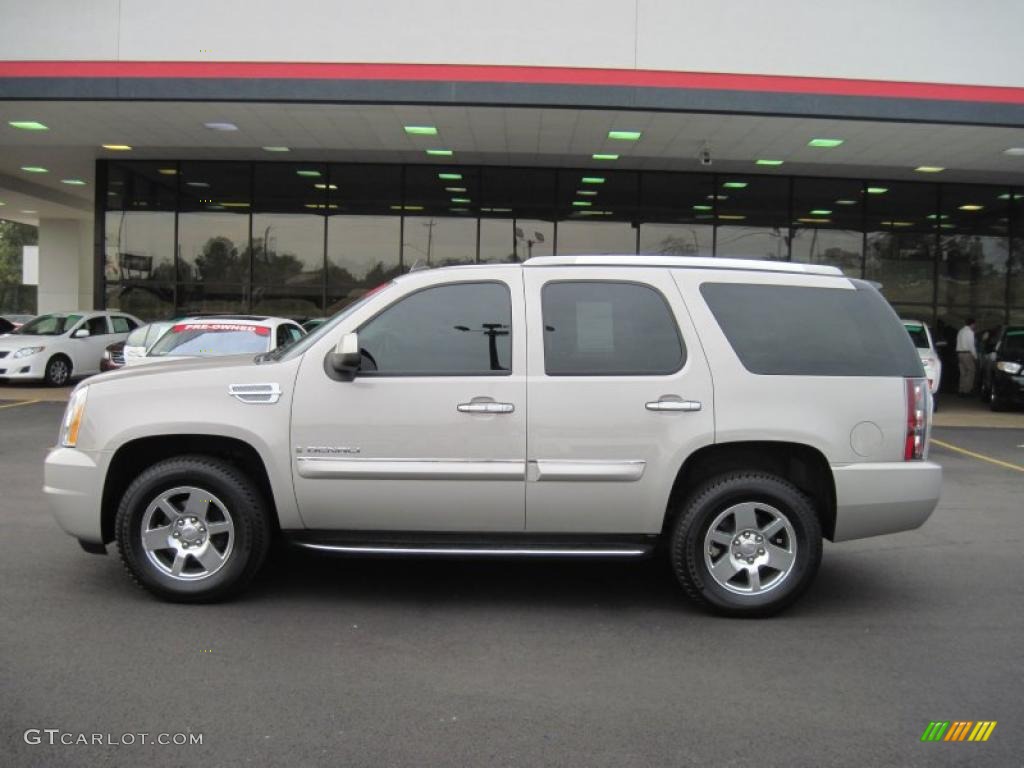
<box><xmin>523</xmin><ymin>266</ymin><xmax>715</xmax><ymax>534</ymax></box>
<box><xmin>74</xmin><ymin>315</ymin><xmax>113</xmax><ymax>373</ymax></box>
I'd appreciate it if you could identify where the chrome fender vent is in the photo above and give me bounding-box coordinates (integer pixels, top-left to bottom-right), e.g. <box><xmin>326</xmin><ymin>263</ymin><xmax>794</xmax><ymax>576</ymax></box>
<box><xmin>228</xmin><ymin>383</ymin><xmax>282</xmax><ymax>404</ymax></box>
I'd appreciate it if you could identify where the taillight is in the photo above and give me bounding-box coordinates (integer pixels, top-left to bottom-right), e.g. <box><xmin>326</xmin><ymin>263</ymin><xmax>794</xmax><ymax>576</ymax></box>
<box><xmin>904</xmin><ymin>377</ymin><xmax>928</xmax><ymax>461</ymax></box>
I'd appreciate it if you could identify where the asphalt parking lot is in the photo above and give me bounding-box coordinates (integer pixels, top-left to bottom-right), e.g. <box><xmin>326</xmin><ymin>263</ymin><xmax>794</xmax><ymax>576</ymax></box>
<box><xmin>1</xmin><ymin>401</ymin><xmax>1022</xmax><ymax>767</ymax></box>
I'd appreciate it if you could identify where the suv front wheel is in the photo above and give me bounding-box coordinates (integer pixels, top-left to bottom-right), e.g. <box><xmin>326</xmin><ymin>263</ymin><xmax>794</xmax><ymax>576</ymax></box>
<box><xmin>116</xmin><ymin>455</ymin><xmax>271</xmax><ymax>602</ymax></box>
<box><xmin>670</xmin><ymin>471</ymin><xmax>822</xmax><ymax>617</ymax></box>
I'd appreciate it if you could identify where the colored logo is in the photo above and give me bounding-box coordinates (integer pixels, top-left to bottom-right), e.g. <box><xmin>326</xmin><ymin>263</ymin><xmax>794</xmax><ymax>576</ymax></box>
<box><xmin>921</xmin><ymin>721</ymin><xmax>997</xmax><ymax>742</ymax></box>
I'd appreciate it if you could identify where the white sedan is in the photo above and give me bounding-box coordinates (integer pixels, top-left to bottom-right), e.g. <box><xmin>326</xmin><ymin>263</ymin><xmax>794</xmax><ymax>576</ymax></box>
<box><xmin>130</xmin><ymin>315</ymin><xmax>305</xmax><ymax>366</ymax></box>
<box><xmin>0</xmin><ymin>311</ymin><xmax>142</xmax><ymax>385</ymax></box>
<box><xmin>903</xmin><ymin>319</ymin><xmax>943</xmax><ymax>402</ymax></box>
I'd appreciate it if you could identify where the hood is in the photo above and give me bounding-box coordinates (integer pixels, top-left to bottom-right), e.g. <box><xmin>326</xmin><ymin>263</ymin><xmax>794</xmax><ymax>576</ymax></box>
<box><xmin>86</xmin><ymin>353</ymin><xmax>264</xmax><ymax>386</ymax></box>
<box><xmin>0</xmin><ymin>334</ymin><xmax>48</xmax><ymax>350</ymax></box>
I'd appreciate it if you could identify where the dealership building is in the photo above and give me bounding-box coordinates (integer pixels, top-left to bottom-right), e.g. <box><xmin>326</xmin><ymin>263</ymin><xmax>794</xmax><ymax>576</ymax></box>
<box><xmin>1</xmin><ymin>0</ymin><xmax>1022</xmax><ymax>348</ymax></box>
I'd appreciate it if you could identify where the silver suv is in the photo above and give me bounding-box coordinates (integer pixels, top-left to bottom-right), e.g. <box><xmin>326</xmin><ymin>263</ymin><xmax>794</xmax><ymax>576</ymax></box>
<box><xmin>45</xmin><ymin>256</ymin><xmax>941</xmax><ymax>616</ymax></box>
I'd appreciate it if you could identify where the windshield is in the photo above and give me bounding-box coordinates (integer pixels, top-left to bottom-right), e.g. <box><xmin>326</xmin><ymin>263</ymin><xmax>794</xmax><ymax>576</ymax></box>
<box><xmin>265</xmin><ymin>283</ymin><xmax>395</xmax><ymax>362</ymax></box>
<box><xmin>15</xmin><ymin>313</ymin><xmax>83</xmax><ymax>336</ymax></box>
<box><xmin>125</xmin><ymin>325</ymin><xmax>149</xmax><ymax>347</ymax></box>
<box><xmin>149</xmin><ymin>322</ymin><xmax>272</xmax><ymax>357</ymax></box>
<box><xmin>903</xmin><ymin>323</ymin><xmax>930</xmax><ymax>349</ymax></box>
<box><xmin>1002</xmin><ymin>329</ymin><xmax>1024</xmax><ymax>358</ymax></box>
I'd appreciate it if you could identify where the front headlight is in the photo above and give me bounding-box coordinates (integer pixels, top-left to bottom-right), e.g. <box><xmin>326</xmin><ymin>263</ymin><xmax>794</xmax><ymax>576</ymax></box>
<box><xmin>13</xmin><ymin>346</ymin><xmax>44</xmax><ymax>358</ymax></box>
<box><xmin>58</xmin><ymin>386</ymin><xmax>89</xmax><ymax>448</ymax></box>
<box><xmin>996</xmin><ymin>361</ymin><xmax>1022</xmax><ymax>375</ymax></box>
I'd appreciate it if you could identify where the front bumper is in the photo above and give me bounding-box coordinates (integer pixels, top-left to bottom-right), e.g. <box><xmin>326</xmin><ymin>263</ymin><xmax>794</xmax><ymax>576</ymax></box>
<box><xmin>831</xmin><ymin>461</ymin><xmax>942</xmax><ymax>542</ymax></box>
<box><xmin>0</xmin><ymin>354</ymin><xmax>45</xmax><ymax>380</ymax></box>
<box><xmin>992</xmin><ymin>371</ymin><xmax>1024</xmax><ymax>405</ymax></box>
<box><xmin>44</xmin><ymin>446</ymin><xmax>107</xmax><ymax>546</ymax></box>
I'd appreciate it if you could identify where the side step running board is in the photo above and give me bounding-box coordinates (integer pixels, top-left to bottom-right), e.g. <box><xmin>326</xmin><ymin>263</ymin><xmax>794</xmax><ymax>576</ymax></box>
<box><xmin>286</xmin><ymin>532</ymin><xmax>655</xmax><ymax>558</ymax></box>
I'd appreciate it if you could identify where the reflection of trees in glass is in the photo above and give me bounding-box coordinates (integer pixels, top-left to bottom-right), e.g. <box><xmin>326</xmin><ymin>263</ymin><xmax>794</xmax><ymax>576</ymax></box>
<box><xmin>183</xmin><ymin>236</ymin><xmax>245</xmax><ymax>282</ymax></box>
<box><xmin>654</xmin><ymin>235</ymin><xmax>699</xmax><ymax>256</ymax></box>
<box><xmin>940</xmin><ymin>235</ymin><xmax>1009</xmax><ymax>308</ymax></box>
<box><xmin>252</xmin><ymin>235</ymin><xmax>306</xmax><ymax>285</ymax></box>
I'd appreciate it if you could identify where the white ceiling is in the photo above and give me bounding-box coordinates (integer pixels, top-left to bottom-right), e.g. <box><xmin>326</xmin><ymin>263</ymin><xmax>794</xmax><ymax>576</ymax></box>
<box><xmin>1</xmin><ymin>101</ymin><xmax>1023</xmax><ymax>224</ymax></box>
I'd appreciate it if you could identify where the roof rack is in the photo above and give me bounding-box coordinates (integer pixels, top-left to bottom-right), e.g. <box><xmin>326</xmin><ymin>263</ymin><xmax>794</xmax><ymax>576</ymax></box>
<box><xmin>522</xmin><ymin>254</ymin><xmax>843</xmax><ymax>277</ymax></box>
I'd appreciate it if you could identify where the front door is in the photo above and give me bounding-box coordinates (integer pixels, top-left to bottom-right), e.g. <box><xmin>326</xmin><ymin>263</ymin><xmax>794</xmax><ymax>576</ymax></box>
<box><xmin>523</xmin><ymin>266</ymin><xmax>715</xmax><ymax>534</ymax></box>
<box><xmin>291</xmin><ymin>269</ymin><xmax>527</xmax><ymax>531</ymax></box>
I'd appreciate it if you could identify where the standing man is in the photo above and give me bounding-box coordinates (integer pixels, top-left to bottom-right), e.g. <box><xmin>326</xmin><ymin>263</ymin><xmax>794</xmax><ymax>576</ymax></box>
<box><xmin>956</xmin><ymin>317</ymin><xmax>977</xmax><ymax>396</ymax></box>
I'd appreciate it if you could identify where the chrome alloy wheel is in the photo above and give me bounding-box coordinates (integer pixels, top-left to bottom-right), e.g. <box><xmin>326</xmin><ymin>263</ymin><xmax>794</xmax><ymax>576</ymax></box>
<box><xmin>49</xmin><ymin>358</ymin><xmax>70</xmax><ymax>385</ymax></box>
<box><xmin>140</xmin><ymin>486</ymin><xmax>235</xmax><ymax>581</ymax></box>
<box><xmin>703</xmin><ymin>501</ymin><xmax>797</xmax><ymax>595</ymax></box>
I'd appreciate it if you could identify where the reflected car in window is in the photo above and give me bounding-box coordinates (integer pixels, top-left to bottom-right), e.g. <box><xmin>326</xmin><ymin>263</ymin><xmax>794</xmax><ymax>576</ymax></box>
<box><xmin>136</xmin><ymin>315</ymin><xmax>305</xmax><ymax>366</ymax></box>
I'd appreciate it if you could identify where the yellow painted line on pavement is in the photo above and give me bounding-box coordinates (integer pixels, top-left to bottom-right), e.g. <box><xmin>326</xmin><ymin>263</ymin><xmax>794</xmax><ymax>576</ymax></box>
<box><xmin>931</xmin><ymin>438</ymin><xmax>1024</xmax><ymax>473</ymax></box>
<box><xmin>0</xmin><ymin>398</ymin><xmax>42</xmax><ymax>410</ymax></box>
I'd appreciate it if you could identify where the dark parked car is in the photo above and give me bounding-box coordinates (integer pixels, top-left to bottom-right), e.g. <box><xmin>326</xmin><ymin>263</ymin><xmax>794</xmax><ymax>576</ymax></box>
<box><xmin>100</xmin><ymin>341</ymin><xmax>126</xmax><ymax>372</ymax></box>
<box><xmin>988</xmin><ymin>325</ymin><xmax>1024</xmax><ymax>411</ymax></box>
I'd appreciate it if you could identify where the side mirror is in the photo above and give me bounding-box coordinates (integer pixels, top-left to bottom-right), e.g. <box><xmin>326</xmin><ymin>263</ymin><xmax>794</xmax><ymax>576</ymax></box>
<box><xmin>72</xmin><ymin>328</ymin><xmax>90</xmax><ymax>339</ymax></box>
<box><xmin>329</xmin><ymin>332</ymin><xmax>362</xmax><ymax>381</ymax></box>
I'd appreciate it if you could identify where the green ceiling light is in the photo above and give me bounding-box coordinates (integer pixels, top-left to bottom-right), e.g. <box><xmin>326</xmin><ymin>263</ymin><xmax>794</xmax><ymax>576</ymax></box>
<box><xmin>101</xmin><ymin>144</ymin><xmax>132</xmax><ymax>151</ymax></box>
<box><xmin>296</xmin><ymin>169</ymin><xmax>321</xmax><ymax>177</ymax></box>
<box><xmin>61</xmin><ymin>179</ymin><xmax>87</xmax><ymax>186</ymax></box>
<box><xmin>722</xmin><ymin>181</ymin><xmax>748</xmax><ymax>189</ymax></box>
<box><xmin>313</xmin><ymin>183</ymin><xmax>339</xmax><ymax>190</ymax></box>
<box><xmin>404</xmin><ymin>126</ymin><xmax>438</xmax><ymax>136</ymax></box>
<box><xmin>262</xmin><ymin>146</ymin><xmax>290</xmax><ymax>152</ymax></box>
<box><xmin>9</xmin><ymin>120</ymin><xmax>48</xmax><ymax>131</ymax></box>
<box><xmin>835</xmin><ymin>199</ymin><xmax>858</xmax><ymax>205</ymax></box>
<box><xmin>926</xmin><ymin>214</ymin><xmax>949</xmax><ymax>220</ymax></box>
<box><xmin>717</xmin><ymin>214</ymin><xmax>747</xmax><ymax>221</ymax></box>
<box><xmin>808</xmin><ymin>138</ymin><xmax>844</xmax><ymax>148</ymax></box>
<box><xmin>438</xmin><ymin>173</ymin><xmax>462</xmax><ymax>180</ymax></box>
<box><xmin>158</xmin><ymin>168</ymin><xmax>177</xmax><ymax>175</ymax></box>
<box><xmin>958</xmin><ymin>204</ymin><xmax>984</xmax><ymax>211</ymax></box>
<box><xmin>576</xmin><ymin>190</ymin><xmax>598</xmax><ymax>196</ymax></box>
<box><xmin>581</xmin><ymin>177</ymin><xmax>605</xmax><ymax>184</ymax></box>
<box><xmin>572</xmin><ymin>200</ymin><xmax>592</xmax><ymax>207</ymax></box>
<box><xmin>444</xmin><ymin>186</ymin><xmax>466</xmax><ymax>192</ymax></box>
<box><xmin>425</xmin><ymin>149</ymin><xmax>453</xmax><ymax>156</ymax></box>
<box><xmin>866</xmin><ymin>186</ymin><xmax>888</xmax><ymax>195</ymax></box>
<box><xmin>608</xmin><ymin>130</ymin><xmax>641</xmax><ymax>141</ymax></box>
<box><xmin>914</xmin><ymin>166</ymin><xmax>945</xmax><ymax>173</ymax></box>
<box><xmin>592</xmin><ymin>153</ymin><xmax>619</xmax><ymax>161</ymax></box>
<box><xmin>21</xmin><ymin>166</ymin><xmax>47</xmax><ymax>173</ymax></box>
<box><xmin>755</xmin><ymin>159</ymin><xmax>784</xmax><ymax>166</ymax></box>
<box><xmin>707</xmin><ymin>194</ymin><xmax>728</xmax><ymax>201</ymax></box>
<box><xmin>809</xmin><ymin>209</ymin><xmax>832</xmax><ymax>215</ymax></box>
<box><xmin>692</xmin><ymin>204</ymin><xmax>713</xmax><ymax>211</ymax></box>
<box><xmin>451</xmin><ymin>197</ymin><xmax>471</xmax><ymax>203</ymax></box>
<box><xmin>997</xmin><ymin>192</ymin><xmax>1024</xmax><ymax>200</ymax></box>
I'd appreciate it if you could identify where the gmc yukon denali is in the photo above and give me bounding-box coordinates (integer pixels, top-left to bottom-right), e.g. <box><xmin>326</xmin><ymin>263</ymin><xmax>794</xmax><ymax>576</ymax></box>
<box><xmin>45</xmin><ymin>255</ymin><xmax>941</xmax><ymax>616</ymax></box>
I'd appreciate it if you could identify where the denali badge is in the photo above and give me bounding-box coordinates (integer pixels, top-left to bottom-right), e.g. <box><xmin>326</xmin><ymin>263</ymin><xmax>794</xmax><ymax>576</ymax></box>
<box><xmin>296</xmin><ymin>446</ymin><xmax>361</xmax><ymax>455</ymax></box>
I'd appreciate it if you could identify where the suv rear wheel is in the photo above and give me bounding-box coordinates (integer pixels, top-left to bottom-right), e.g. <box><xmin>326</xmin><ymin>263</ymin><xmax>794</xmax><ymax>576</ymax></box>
<box><xmin>670</xmin><ymin>471</ymin><xmax>822</xmax><ymax>617</ymax></box>
<box><xmin>115</xmin><ymin>455</ymin><xmax>270</xmax><ymax>602</ymax></box>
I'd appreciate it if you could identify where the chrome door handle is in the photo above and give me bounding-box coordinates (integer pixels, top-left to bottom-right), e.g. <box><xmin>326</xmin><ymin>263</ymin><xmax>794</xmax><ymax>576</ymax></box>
<box><xmin>646</xmin><ymin>399</ymin><xmax>702</xmax><ymax>412</ymax></box>
<box><xmin>457</xmin><ymin>402</ymin><xmax>515</xmax><ymax>414</ymax></box>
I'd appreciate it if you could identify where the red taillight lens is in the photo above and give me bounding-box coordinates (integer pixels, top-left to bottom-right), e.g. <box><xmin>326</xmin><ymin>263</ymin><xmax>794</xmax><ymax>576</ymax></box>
<box><xmin>904</xmin><ymin>377</ymin><xmax>929</xmax><ymax>461</ymax></box>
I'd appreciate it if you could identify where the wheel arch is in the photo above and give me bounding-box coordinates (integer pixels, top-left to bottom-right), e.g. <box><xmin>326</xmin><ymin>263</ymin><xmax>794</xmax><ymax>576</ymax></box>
<box><xmin>665</xmin><ymin>441</ymin><xmax>837</xmax><ymax>540</ymax></box>
<box><xmin>100</xmin><ymin>434</ymin><xmax>279</xmax><ymax>544</ymax></box>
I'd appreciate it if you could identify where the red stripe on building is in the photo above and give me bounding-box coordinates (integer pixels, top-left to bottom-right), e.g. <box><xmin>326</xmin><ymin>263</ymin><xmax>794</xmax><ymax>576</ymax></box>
<box><xmin>1</xmin><ymin>61</ymin><xmax>1023</xmax><ymax>104</ymax></box>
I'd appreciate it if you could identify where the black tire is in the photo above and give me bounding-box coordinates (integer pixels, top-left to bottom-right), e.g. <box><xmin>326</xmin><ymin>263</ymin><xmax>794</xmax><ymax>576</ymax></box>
<box><xmin>670</xmin><ymin>471</ymin><xmax>822</xmax><ymax>617</ymax></box>
<box><xmin>43</xmin><ymin>354</ymin><xmax>72</xmax><ymax>386</ymax></box>
<box><xmin>116</xmin><ymin>455</ymin><xmax>271</xmax><ymax>602</ymax></box>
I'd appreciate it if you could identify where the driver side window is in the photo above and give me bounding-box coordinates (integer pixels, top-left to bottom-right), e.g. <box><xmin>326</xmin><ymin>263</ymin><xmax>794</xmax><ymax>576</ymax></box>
<box><xmin>358</xmin><ymin>282</ymin><xmax>512</xmax><ymax>376</ymax></box>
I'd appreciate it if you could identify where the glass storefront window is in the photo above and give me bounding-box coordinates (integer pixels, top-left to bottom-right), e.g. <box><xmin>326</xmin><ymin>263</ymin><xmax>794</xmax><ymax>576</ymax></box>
<box><xmin>714</xmin><ymin>175</ymin><xmax>789</xmax><ymax>259</ymax></box>
<box><xmin>479</xmin><ymin>168</ymin><xmax>555</xmax><ymax>262</ymax></box>
<box><xmin>791</xmin><ymin>178</ymin><xmax>863</xmax><ymax>276</ymax></box>
<box><xmin>937</xmin><ymin>185</ymin><xmax>1010</xmax><ymax>310</ymax></box>
<box><xmin>104</xmin><ymin>162</ymin><xmax>177</xmax><ymax>283</ymax></box>
<box><xmin>177</xmin><ymin>163</ymin><xmax>252</xmax><ymax>283</ymax></box>
<box><xmin>638</xmin><ymin>173</ymin><xmax>715</xmax><ymax>256</ymax></box>
<box><xmin>105</xmin><ymin>282</ymin><xmax>174</xmax><ymax>321</ymax></box>
<box><xmin>556</xmin><ymin>170</ymin><xmax>638</xmax><ymax>255</ymax></box>
<box><xmin>1011</xmin><ymin>189</ymin><xmax>1024</xmax><ymax>307</ymax></box>
<box><xmin>403</xmin><ymin>165</ymin><xmax>478</xmax><ymax>265</ymax></box>
<box><xmin>865</xmin><ymin>182</ymin><xmax>938</xmax><ymax>304</ymax></box>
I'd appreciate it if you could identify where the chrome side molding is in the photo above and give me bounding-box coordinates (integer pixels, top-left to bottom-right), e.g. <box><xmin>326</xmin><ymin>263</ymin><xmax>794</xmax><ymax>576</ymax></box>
<box><xmin>531</xmin><ymin>460</ymin><xmax>646</xmax><ymax>482</ymax></box>
<box><xmin>295</xmin><ymin>457</ymin><xmax>526</xmax><ymax>481</ymax></box>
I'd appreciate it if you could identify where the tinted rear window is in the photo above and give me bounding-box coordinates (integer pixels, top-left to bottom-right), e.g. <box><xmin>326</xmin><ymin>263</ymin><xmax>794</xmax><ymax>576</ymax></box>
<box><xmin>149</xmin><ymin>323</ymin><xmax>272</xmax><ymax>357</ymax></box>
<box><xmin>700</xmin><ymin>281</ymin><xmax>923</xmax><ymax>377</ymax></box>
